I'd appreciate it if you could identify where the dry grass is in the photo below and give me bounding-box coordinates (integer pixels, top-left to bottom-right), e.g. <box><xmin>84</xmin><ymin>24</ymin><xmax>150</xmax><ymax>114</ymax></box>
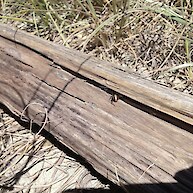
<box><xmin>0</xmin><ymin>0</ymin><xmax>193</xmax><ymax>192</ymax></box>
<box><xmin>0</xmin><ymin>0</ymin><xmax>193</xmax><ymax>94</ymax></box>
<box><xmin>0</xmin><ymin>109</ymin><xmax>108</xmax><ymax>193</ymax></box>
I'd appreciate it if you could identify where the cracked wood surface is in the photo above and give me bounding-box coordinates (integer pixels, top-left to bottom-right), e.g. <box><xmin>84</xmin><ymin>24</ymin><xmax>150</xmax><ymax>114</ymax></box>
<box><xmin>0</xmin><ymin>23</ymin><xmax>193</xmax><ymax>125</ymax></box>
<box><xmin>0</xmin><ymin>24</ymin><xmax>193</xmax><ymax>193</ymax></box>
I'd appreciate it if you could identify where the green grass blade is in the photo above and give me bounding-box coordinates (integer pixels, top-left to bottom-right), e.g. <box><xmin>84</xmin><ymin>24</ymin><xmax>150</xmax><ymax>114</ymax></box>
<box><xmin>81</xmin><ymin>12</ymin><xmax>121</xmax><ymax>51</ymax></box>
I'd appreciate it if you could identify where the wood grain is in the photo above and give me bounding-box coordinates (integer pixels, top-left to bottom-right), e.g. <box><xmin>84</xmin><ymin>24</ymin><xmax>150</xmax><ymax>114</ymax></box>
<box><xmin>0</xmin><ymin>23</ymin><xmax>193</xmax><ymax>125</ymax></box>
<box><xmin>0</xmin><ymin>25</ymin><xmax>193</xmax><ymax>193</ymax></box>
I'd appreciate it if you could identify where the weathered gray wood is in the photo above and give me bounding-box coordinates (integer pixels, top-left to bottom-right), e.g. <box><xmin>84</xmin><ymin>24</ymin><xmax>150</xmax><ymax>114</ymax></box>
<box><xmin>0</xmin><ymin>25</ymin><xmax>193</xmax><ymax>193</ymax></box>
<box><xmin>0</xmin><ymin>23</ymin><xmax>193</xmax><ymax>125</ymax></box>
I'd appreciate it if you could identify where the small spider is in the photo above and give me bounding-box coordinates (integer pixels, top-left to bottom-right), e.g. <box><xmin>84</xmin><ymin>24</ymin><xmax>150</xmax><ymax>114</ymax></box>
<box><xmin>110</xmin><ymin>93</ymin><xmax>119</xmax><ymax>105</ymax></box>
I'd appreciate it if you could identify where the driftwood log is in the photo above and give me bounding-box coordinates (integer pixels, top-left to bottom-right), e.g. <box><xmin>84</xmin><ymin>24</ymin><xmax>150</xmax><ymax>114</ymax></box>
<box><xmin>0</xmin><ymin>23</ymin><xmax>193</xmax><ymax>193</ymax></box>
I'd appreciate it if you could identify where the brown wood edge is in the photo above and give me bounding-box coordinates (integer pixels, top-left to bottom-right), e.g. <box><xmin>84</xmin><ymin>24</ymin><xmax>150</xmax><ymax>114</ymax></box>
<box><xmin>0</xmin><ymin>23</ymin><xmax>193</xmax><ymax>125</ymax></box>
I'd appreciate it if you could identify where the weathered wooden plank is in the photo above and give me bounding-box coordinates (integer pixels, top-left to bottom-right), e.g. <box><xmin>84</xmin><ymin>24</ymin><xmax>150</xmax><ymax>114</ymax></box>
<box><xmin>0</xmin><ymin>27</ymin><xmax>193</xmax><ymax>192</ymax></box>
<box><xmin>0</xmin><ymin>23</ymin><xmax>193</xmax><ymax>126</ymax></box>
